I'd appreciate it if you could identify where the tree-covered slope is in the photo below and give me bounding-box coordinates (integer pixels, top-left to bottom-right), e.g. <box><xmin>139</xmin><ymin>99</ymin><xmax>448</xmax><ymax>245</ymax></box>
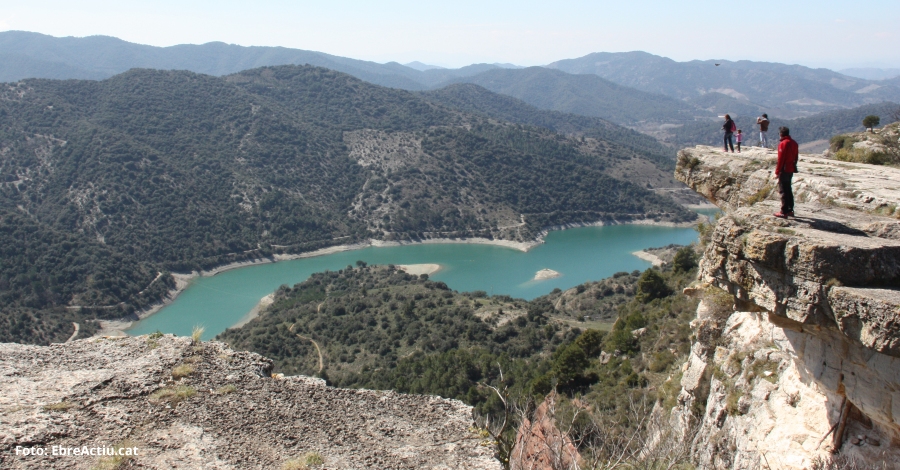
<box><xmin>0</xmin><ymin>65</ymin><xmax>694</xmax><ymax>344</ymax></box>
<box><xmin>436</xmin><ymin>67</ymin><xmax>708</xmax><ymax>125</ymax></box>
<box><xmin>547</xmin><ymin>51</ymin><xmax>900</xmax><ymax>117</ymax></box>
<box><xmin>217</xmin><ymin>256</ymin><xmax>702</xmax><ymax>450</ymax></box>
<box><xmin>420</xmin><ymin>83</ymin><xmax>677</xmax><ymax>169</ymax></box>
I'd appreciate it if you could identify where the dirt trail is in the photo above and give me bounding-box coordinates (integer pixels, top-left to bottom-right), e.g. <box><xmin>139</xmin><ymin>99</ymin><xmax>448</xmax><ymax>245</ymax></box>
<box><xmin>64</xmin><ymin>323</ymin><xmax>80</xmax><ymax>343</ymax></box>
<box><xmin>289</xmin><ymin>323</ymin><xmax>324</xmax><ymax>373</ymax></box>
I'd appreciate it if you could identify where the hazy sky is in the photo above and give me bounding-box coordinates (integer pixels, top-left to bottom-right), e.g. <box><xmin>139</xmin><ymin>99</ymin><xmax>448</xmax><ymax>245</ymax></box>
<box><xmin>2</xmin><ymin>0</ymin><xmax>899</xmax><ymax>70</ymax></box>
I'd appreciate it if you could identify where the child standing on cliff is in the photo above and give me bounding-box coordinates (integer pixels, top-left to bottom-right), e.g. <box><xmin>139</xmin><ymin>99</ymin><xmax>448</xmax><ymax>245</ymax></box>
<box><xmin>736</xmin><ymin>129</ymin><xmax>743</xmax><ymax>153</ymax></box>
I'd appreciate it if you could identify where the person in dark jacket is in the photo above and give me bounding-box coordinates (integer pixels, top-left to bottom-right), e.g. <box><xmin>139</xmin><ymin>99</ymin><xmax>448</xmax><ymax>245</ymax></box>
<box><xmin>722</xmin><ymin>114</ymin><xmax>735</xmax><ymax>152</ymax></box>
<box><xmin>773</xmin><ymin>126</ymin><xmax>799</xmax><ymax>218</ymax></box>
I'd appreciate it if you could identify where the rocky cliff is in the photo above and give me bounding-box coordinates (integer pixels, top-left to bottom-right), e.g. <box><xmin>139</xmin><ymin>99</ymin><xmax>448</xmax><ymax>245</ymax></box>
<box><xmin>0</xmin><ymin>335</ymin><xmax>499</xmax><ymax>469</ymax></box>
<box><xmin>673</xmin><ymin>145</ymin><xmax>900</xmax><ymax>468</ymax></box>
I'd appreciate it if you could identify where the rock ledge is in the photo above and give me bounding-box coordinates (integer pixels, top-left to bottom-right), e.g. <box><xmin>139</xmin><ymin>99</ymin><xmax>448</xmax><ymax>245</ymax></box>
<box><xmin>0</xmin><ymin>336</ymin><xmax>499</xmax><ymax>469</ymax></box>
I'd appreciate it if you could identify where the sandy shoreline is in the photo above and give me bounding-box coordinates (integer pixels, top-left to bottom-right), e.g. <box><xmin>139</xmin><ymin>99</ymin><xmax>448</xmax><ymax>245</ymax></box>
<box><xmin>115</xmin><ymin>214</ymin><xmax>704</xmax><ymax>337</ymax></box>
<box><xmin>231</xmin><ymin>293</ymin><xmax>275</xmax><ymax>329</ymax></box>
<box><xmin>632</xmin><ymin>250</ymin><xmax>665</xmax><ymax>266</ymax></box>
<box><xmin>397</xmin><ymin>264</ymin><xmax>442</xmax><ymax>275</ymax></box>
<box><xmin>534</xmin><ymin>269</ymin><xmax>561</xmax><ymax>280</ymax></box>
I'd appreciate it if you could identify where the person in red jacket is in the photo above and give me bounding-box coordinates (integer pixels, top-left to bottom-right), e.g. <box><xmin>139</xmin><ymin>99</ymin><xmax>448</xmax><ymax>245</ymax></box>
<box><xmin>773</xmin><ymin>126</ymin><xmax>798</xmax><ymax>218</ymax></box>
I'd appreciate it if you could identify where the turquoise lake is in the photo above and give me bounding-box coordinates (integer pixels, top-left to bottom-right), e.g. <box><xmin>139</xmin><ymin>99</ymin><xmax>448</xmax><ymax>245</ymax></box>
<box><xmin>128</xmin><ymin>221</ymin><xmax>709</xmax><ymax>340</ymax></box>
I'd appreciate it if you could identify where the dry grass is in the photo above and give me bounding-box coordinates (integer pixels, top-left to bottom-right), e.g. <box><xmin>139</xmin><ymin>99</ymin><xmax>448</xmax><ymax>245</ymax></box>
<box><xmin>191</xmin><ymin>325</ymin><xmax>205</xmax><ymax>344</ymax></box>
<box><xmin>90</xmin><ymin>440</ymin><xmax>138</xmax><ymax>470</ymax></box>
<box><xmin>746</xmin><ymin>183</ymin><xmax>774</xmax><ymax>205</ymax></box>
<box><xmin>217</xmin><ymin>384</ymin><xmax>237</xmax><ymax>394</ymax></box>
<box><xmin>282</xmin><ymin>451</ymin><xmax>325</xmax><ymax>470</ymax></box>
<box><xmin>171</xmin><ymin>364</ymin><xmax>195</xmax><ymax>380</ymax></box>
<box><xmin>42</xmin><ymin>401</ymin><xmax>74</xmax><ymax>412</ymax></box>
<box><xmin>149</xmin><ymin>385</ymin><xmax>196</xmax><ymax>405</ymax></box>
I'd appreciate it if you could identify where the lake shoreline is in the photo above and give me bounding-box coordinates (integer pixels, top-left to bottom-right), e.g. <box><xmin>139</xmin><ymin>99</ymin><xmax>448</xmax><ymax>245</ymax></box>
<box><xmin>116</xmin><ymin>215</ymin><xmax>701</xmax><ymax>337</ymax></box>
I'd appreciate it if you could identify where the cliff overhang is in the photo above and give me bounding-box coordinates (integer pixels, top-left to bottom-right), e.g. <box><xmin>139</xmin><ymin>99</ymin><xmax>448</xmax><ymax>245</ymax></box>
<box><xmin>672</xmin><ymin>145</ymin><xmax>900</xmax><ymax>468</ymax></box>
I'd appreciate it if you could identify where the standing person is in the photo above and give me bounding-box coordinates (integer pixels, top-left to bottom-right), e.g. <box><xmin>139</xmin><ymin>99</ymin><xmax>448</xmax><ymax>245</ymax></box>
<box><xmin>722</xmin><ymin>114</ymin><xmax>735</xmax><ymax>152</ymax></box>
<box><xmin>736</xmin><ymin>129</ymin><xmax>743</xmax><ymax>153</ymax></box>
<box><xmin>773</xmin><ymin>126</ymin><xmax>798</xmax><ymax>218</ymax></box>
<box><xmin>757</xmin><ymin>113</ymin><xmax>770</xmax><ymax>148</ymax></box>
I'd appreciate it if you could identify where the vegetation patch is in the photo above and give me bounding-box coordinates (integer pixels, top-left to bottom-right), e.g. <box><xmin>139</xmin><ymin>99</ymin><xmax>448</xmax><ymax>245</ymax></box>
<box><xmin>216</xmin><ymin>384</ymin><xmax>237</xmax><ymax>394</ymax></box>
<box><xmin>282</xmin><ymin>451</ymin><xmax>325</xmax><ymax>470</ymax></box>
<box><xmin>90</xmin><ymin>440</ymin><xmax>138</xmax><ymax>470</ymax></box>
<box><xmin>148</xmin><ymin>385</ymin><xmax>196</xmax><ymax>405</ymax></box>
<box><xmin>748</xmin><ymin>357</ymin><xmax>780</xmax><ymax>383</ymax></box>
<box><xmin>42</xmin><ymin>401</ymin><xmax>74</xmax><ymax>412</ymax></box>
<box><xmin>171</xmin><ymin>364</ymin><xmax>195</xmax><ymax>380</ymax></box>
<box><xmin>746</xmin><ymin>183</ymin><xmax>774</xmax><ymax>206</ymax></box>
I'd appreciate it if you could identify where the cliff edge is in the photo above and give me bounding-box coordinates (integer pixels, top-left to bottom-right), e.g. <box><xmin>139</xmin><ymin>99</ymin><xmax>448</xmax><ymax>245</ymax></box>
<box><xmin>673</xmin><ymin>145</ymin><xmax>900</xmax><ymax>468</ymax></box>
<box><xmin>0</xmin><ymin>335</ymin><xmax>499</xmax><ymax>469</ymax></box>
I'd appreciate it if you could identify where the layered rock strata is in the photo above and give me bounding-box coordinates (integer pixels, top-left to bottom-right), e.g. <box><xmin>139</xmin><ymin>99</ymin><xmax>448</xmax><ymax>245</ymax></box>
<box><xmin>0</xmin><ymin>336</ymin><xmax>499</xmax><ymax>469</ymax></box>
<box><xmin>673</xmin><ymin>146</ymin><xmax>900</xmax><ymax>468</ymax></box>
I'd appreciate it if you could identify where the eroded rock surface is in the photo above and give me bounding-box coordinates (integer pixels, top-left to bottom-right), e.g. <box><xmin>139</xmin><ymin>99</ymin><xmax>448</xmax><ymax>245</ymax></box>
<box><xmin>672</xmin><ymin>146</ymin><xmax>900</xmax><ymax>468</ymax></box>
<box><xmin>0</xmin><ymin>336</ymin><xmax>499</xmax><ymax>470</ymax></box>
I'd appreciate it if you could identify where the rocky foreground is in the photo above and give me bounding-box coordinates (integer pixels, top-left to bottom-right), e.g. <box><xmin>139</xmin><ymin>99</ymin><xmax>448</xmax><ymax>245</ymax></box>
<box><xmin>0</xmin><ymin>335</ymin><xmax>499</xmax><ymax>469</ymax></box>
<box><xmin>673</xmin><ymin>146</ymin><xmax>900</xmax><ymax>468</ymax></box>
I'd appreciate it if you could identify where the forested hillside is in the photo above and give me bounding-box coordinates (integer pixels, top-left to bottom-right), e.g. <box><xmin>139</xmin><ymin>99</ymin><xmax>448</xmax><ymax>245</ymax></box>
<box><xmin>420</xmin><ymin>83</ymin><xmax>677</xmax><ymax>168</ymax></box>
<box><xmin>218</xmin><ymin>256</ymin><xmax>702</xmax><ymax>462</ymax></box>
<box><xmin>436</xmin><ymin>67</ymin><xmax>708</xmax><ymax>125</ymax></box>
<box><xmin>0</xmin><ymin>65</ymin><xmax>693</xmax><ymax>344</ymax></box>
<box><xmin>547</xmin><ymin>51</ymin><xmax>900</xmax><ymax>117</ymax></box>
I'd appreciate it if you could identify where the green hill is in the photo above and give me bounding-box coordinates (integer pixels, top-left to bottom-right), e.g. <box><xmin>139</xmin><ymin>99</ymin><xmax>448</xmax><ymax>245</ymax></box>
<box><xmin>435</xmin><ymin>67</ymin><xmax>708</xmax><ymax>125</ymax></box>
<box><xmin>547</xmin><ymin>51</ymin><xmax>900</xmax><ymax>117</ymax></box>
<box><xmin>217</xmin><ymin>258</ymin><xmax>701</xmax><ymax>436</ymax></box>
<box><xmin>0</xmin><ymin>65</ymin><xmax>694</xmax><ymax>344</ymax></box>
<box><xmin>420</xmin><ymin>83</ymin><xmax>677</xmax><ymax>168</ymax></box>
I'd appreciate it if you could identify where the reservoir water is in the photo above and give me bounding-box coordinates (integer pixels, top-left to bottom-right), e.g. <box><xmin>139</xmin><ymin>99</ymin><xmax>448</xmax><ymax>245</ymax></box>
<box><xmin>128</xmin><ymin>223</ymin><xmax>705</xmax><ymax>340</ymax></box>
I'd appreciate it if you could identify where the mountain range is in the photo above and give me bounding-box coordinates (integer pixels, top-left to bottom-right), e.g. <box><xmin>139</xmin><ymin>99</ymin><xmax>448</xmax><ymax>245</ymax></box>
<box><xmin>4</xmin><ymin>31</ymin><xmax>900</xmax><ymax>128</ymax></box>
<box><xmin>547</xmin><ymin>51</ymin><xmax>900</xmax><ymax>117</ymax></box>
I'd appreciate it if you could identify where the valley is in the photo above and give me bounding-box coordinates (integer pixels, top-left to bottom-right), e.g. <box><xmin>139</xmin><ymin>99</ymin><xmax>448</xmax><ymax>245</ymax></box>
<box><xmin>2</xmin><ymin>25</ymin><xmax>900</xmax><ymax>470</ymax></box>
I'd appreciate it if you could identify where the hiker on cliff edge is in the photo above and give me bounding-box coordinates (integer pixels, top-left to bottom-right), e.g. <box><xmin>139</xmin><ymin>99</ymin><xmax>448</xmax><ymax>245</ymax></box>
<box><xmin>722</xmin><ymin>114</ymin><xmax>735</xmax><ymax>152</ymax></box>
<box><xmin>773</xmin><ymin>126</ymin><xmax>798</xmax><ymax>218</ymax></box>
<box><xmin>757</xmin><ymin>113</ymin><xmax>770</xmax><ymax>148</ymax></box>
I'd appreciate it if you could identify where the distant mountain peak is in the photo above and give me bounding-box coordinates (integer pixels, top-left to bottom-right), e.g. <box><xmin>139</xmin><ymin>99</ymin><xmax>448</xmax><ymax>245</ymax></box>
<box><xmin>404</xmin><ymin>61</ymin><xmax>445</xmax><ymax>71</ymax></box>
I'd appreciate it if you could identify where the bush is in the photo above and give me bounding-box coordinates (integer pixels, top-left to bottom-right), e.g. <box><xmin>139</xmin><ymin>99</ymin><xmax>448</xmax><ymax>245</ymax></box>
<box><xmin>829</xmin><ymin>134</ymin><xmax>857</xmax><ymax>152</ymax></box>
<box><xmin>672</xmin><ymin>247</ymin><xmax>697</xmax><ymax>273</ymax></box>
<box><xmin>862</xmin><ymin>115</ymin><xmax>880</xmax><ymax>130</ymax></box>
<box><xmin>636</xmin><ymin>269</ymin><xmax>672</xmax><ymax>303</ymax></box>
<box><xmin>833</xmin><ymin>147</ymin><xmax>890</xmax><ymax>165</ymax></box>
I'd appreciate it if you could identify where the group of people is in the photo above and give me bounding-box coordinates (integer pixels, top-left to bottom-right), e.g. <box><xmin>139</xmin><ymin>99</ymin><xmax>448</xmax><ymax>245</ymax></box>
<box><xmin>721</xmin><ymin>113</ymin><xmax>769</xmax><ymax>152</ymax></box>
<box><xmin>719</xmin><ymin>112</ymin><xmax>797</xmax><ymax>219</ymax></box>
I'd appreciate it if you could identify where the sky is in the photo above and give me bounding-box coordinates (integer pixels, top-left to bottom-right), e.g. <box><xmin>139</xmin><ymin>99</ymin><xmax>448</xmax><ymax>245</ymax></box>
<box><xmin>2</xmin><ymin>0</ymin><xmax>899</xmax><ymax>70</ymax></box>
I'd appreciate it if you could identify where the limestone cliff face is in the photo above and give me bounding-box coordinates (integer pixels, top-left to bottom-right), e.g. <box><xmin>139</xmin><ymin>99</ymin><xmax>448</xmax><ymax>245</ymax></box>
<box><xmin>0</xmin><ymin>336</ymin><xmax>499</xmax><ymax>470</ymax></box>
<box><xmin>673</xmin><ymin>146</ymin><xmax>900</xmax><ymax>468</ymax></box>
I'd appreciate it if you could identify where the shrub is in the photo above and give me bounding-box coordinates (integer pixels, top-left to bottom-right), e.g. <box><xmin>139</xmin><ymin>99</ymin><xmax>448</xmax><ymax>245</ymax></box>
<box><xmin>834</xmin><ymin>147</ymin><xmax>890</xmax><ymax>165</ymax></box>
<box><xmin>862</xmin><ymin>114</ymin><xmax>880</xmax><ymax>130</ymax></box>
<box><xmin>636</xmin><ymin>269</ymin><xmax>672</xmax><ymax>303</ymax></box>
<box><xmin>677</xmin><ymin>150</ymin><xmax>701</xmax><ymax>170</ymax></box>
<box><xmin>829</xmin><ymin>134</ymin><xmax>857</xmax><ymax>152</ymax></box>
<box><xmin>672</xmin><ymin>246</ymin><xmax>697</xmax><ymax>273</ymax></box>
